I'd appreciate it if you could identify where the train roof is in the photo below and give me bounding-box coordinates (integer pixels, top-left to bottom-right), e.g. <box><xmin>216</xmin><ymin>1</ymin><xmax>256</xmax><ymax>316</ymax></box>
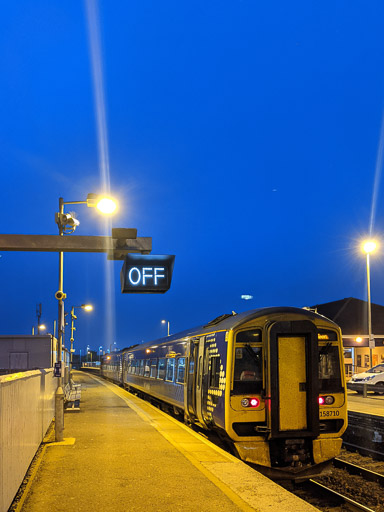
<box><xmin>118</xmin><ymin>306</ymin><xmax>339</xmax><ymax>353</ymax></box>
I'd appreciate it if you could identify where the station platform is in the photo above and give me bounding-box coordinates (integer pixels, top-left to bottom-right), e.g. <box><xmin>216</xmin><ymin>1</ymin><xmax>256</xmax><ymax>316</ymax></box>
<box><xmin>347</xmin><ymin>391</ymin><xmax>384</xmax><ymax>417</ymax></box>
<box><xmin>19</xmin><ymin>371</ymin><xmax>318</xmax><ymax>512</ymax></box>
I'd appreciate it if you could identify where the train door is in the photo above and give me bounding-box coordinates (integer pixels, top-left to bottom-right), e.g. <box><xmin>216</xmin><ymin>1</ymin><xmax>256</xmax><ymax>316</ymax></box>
<box><xmin>185</xmin><ymin>336</ymin><xmax>207</xmax><ymax>425</ymax></box>
<box><xmin>267</xmin><ymin>320</ymin><xmax>319</xmax><ymax>439</ymax></box>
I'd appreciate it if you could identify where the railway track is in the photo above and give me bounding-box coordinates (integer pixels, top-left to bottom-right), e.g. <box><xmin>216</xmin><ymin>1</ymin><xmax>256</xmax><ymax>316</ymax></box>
<box><xmin>302</xmin><ymin>478</ymin><xmax>376</xmax><ymax>512</ymax></box>
<box><xmin>333</xmin><ymin>457</ymin><xmax>384</xmax><ymax>485</ymax></box>
<box><xmin>281</xmin><ymin>457</ymin><xmax>384</xmax><ymax>512</ymax></box>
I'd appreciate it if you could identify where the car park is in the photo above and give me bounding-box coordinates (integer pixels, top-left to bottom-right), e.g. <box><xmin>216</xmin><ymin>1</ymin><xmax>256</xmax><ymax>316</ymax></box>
<box><xmin>347</xmin><ymin>363</ymin><xmax>384</xmax><ymax>394</ymax></box>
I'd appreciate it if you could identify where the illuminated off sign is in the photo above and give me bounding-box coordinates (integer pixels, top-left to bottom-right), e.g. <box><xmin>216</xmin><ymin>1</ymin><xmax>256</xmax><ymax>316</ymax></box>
<box><xmin>120</xmin><ymin>254</ymin><xmax>175</xmax><ymax>293</ymax></box>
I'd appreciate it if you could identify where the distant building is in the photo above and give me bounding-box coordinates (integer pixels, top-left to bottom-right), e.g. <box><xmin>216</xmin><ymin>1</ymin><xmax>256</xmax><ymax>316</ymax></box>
<box><xmin>312</xmin><ymin>297</ymin><xmax>384</xmax><ymax>374</ymax></box>
<box><xmin>0</xmin><ymin>335</ymin><xmax>59</xmax><ymax>375</ymax></box>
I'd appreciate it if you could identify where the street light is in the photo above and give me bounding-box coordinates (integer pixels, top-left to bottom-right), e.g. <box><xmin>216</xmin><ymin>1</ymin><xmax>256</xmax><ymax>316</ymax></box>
<box><xmin>99</xmin><ymin>345</ymin><xmax>103</xmax><ymax>362</ymax></box>
<box><xmin>161</xmin><ymin>319</ymin><xmax>170</xmax><ymax>336</ymax></box>
<box><xmin>32</xmin><ymin>324</ymin><xmax>47</xmax><ymax>335</ymax></box>
<box><xmin>362</xmin><ymin>239</ymin><xmax>378</xmax><ymax>368</ymax></box>
<box><xmin>54</xmin><ymin>193</ymin><xmax>117</xmax><ymax>442</ymax></box>
<box><xmin>69</xmin><ymin>304</ymin><xmax>93</xmax><ymax>378</ymax></box>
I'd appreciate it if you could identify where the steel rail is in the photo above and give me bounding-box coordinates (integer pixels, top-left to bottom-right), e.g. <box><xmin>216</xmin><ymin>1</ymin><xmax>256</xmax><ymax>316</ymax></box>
<box><xmin>305</xmin><ymin>479</ymin><xmax>376</xmax><ymax>512</ymax></box>
<box><xmin>343</xmin><ymin>441</ymin><xmax>384</xmax><ymax>460</ymax></box>
<box><xmin>334</xmin><ymin>457</ymin><xmax>384</xmax><ymax>485</ymax></box>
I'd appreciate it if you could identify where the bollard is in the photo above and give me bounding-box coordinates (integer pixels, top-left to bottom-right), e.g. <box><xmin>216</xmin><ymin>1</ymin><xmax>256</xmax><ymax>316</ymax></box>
<box><xmin>55</xmin><ymin>386</ymin><xmax>64</xmax><ymax>441</ymax></box>
<box><xmin>363</xmin><ymin>383</ymin><xmax>367</xmax><ymax>398</ymax></box>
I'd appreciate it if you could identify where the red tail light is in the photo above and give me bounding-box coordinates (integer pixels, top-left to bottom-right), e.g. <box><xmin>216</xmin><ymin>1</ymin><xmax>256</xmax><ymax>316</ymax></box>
<box><xmin>318</xmin><ymin>396</ymin><xmax>325</xmax><ymax>405</ymax></box>
<box><xmin>241</xmin><ymin>397</ymin><xmax>260</xmax><ymax>408</ymax></box>
<box><xmin>249</xmin><ymin>398</ymin><xmax>260</xmax><ymax>407</ymax></box>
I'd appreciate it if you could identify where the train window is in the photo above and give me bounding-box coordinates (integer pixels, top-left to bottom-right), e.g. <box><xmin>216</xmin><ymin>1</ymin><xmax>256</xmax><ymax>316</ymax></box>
<box><xmin>166</xmin><ymin>358</ymin><xmax>175</xmax><ymax>382</ymax></box>
<box><xmin>209</xmin><ymin>356</ymin><xmax>220</xmax><ymax>388</ymax></box>
<box><xmin>144</xmin><ymin>359</ymin><xmax>151</xmax><ymax>377</ymax></box>
<box><xmin>233</xmin><ymin>347</ymin><xmax>263</xmax><ymax>394</ymax></box>
<box><xmin>130</xmin><ymin>360</ymin><xmax>135</xmax><ymax>374</ymax></box>
<box><xmin>139</xmin><ymin>360</ymin><xmax>145</xmax><ymax>376</ymax></box>
<box><xmin>318</xmin><ymin>345</ymin><xmax>343</xmax><ymax>392</ymax></box>
<box><xmin>176</xmin><ymin>358</ymin><xmax>185</xmax><ymax>383</ymax></box>
<box><xmin>236</xmin><ymin>329</ymin><xmax>262</xmax><ymax>343</ymax></box>
<box><xmin>158</xmin><ymin>358</ymin><xmax>166</xmax><ymax>379</ymax></box>
<box><xmin>150</xmin><ymin>359</ymin><xmax>157</xmax><ymax>378</ymax></box>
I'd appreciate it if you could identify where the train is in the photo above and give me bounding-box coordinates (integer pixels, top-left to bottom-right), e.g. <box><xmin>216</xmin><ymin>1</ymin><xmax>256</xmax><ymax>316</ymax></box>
<box><xmin>101</xmin><ymin>307</ymin><xmax>348</xmax><ymax>480</ymax></box>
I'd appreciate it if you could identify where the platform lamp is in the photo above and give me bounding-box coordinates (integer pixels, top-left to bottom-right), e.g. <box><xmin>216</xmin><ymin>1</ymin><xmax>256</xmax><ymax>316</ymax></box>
<box><xmin>362</xmin><ymin>239</ymin><xmax>378</xmax><ymax>369</ymax></box>
<box><xmin>69</xmin><ymin>304</ymin><xmax>93</xmax><ymax>380</ymax></box>
<box><xmin>31</xmin><ymin>324</ymin><xmax>47</xmax><ymax>335</ymax></box>
<box><xmin>54</xmin><ymin>193</ymin><xmax>117</xmax><ymax>442</ymax></box>
<box><xmin>161</xmin><ymin>319</ymin><xmax>170</xmax><ymax>336</ymax></box>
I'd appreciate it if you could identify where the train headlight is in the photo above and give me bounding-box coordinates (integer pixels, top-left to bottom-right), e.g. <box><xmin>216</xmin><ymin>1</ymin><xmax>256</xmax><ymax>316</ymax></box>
<box><xmin>241</xmin><ymin>398</ymin><xmax>260</xmax><ymax>408</ymax></box>
<box><xmin>318</xmin><ymin>395</ymin><xmax>335</xmax><ymax>405</ymax></box>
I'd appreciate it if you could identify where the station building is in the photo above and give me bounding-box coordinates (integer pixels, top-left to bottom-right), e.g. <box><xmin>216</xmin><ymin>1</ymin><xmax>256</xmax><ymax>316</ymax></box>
<box><xmin>313</xmin><ymin>297</ymin><xmax>384</xmax><ymax>376</ymax></box>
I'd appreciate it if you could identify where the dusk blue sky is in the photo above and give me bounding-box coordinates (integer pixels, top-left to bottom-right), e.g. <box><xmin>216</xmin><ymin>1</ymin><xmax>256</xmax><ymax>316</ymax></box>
<box><xmin>1</xmin><ymin>1</ymin><xmax>384</xmax><ymax>355</ymax></box>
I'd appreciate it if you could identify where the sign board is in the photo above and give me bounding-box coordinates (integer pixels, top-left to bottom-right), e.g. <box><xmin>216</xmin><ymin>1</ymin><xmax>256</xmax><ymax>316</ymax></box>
<box><xmin>369</xmin><ymin>337</ymin><xmax>375</xmax><ymax>349</ymax></box>
<box><xmin>120</xmin><ymin>254</ymin><xmax>175</xmax><ymax>293</ymax></box>
<box><xmin>54</xmin><ymin>362</ymin><xmax>62</xmax><ymax>377</ymax></box>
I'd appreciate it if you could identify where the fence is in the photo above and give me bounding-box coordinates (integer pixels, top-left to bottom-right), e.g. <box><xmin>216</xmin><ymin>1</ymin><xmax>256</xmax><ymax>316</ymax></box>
<box><xmin>0</xmin><ymin>369</ymin><xmax>56</xmax><ymax>512</ymax></box>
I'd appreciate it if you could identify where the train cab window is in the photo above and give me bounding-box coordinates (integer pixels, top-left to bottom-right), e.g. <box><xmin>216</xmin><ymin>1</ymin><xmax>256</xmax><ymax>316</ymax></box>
<box><xmin>150</xmin><ymin>359</ymin><xmax>157</xmax><ymax>378</ymax></box>
<box><xmin>176</xmin><ymin>358</ymin><xmax>185</xmax><ymax>383</ymax></box>
<box><xmin>318</xmin><ymin>345</ymin><xmax>343</xmax><ymax>392</ymax></box>
<box><xmin>139</xmin><ymin>359</ymin><xmax>145</xmax><ymax>376</ymax></box>
<box><xmin>233</xmin><ymin>346</ymin><xmax>263</xmax><ymax>394</ymax></box>
<box><xmin>166</xmin><ymin>358</ymin><xmax>175</xmax><ymax>381</ymax></box>
<box><xmin>236</xmin><ymin>329</ymin><xmax>262</xmax><ymax>343</ymax></box>
<box><xmin>144</xmin><ymin>359</ymin><xmax>150</xmax><ymax>377</ymax></box>
<box><xmin>209</xmin><ymin>356</ymin><xmax>220</xmax><ymax>388</ymax></box>
<box><xmin>158</xmin><ymin>358</ymin><xmax>166</xmax><ymax>379</ymax></box>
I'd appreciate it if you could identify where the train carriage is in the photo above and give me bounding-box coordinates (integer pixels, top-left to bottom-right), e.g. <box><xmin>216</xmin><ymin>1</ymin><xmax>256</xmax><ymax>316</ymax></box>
<box><xmin>101</xmin><ymin>307</ymin><xmax>347</xmax><ymax>480</ymax></box>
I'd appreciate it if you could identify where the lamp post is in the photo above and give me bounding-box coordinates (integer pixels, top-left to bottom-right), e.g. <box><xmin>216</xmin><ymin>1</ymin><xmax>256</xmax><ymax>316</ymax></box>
<box><xmin>99</xmin><ymin>346</ymin><xmax>103</xmax><ymax>362</ymax></box>
<box><xmin>54</xmin><ymin>193</ymin><xmax>117</xmax><ymax>442</ymax></box>
<box><xmin>69</xmin><ymin>304</ymin><xmax>93</xmax><ymax>379</ymax></box>
<box><xmin>32</xmin><ymin>324</ymin><xmax>46</xmax><ymax>335</ymax></box>
<box><xmin>362</xmin><ymin>240</ymin><xmax>377</xmax><ymax>368</ymax></box>
<box><xmin>161</xmin><ymin>319</ymin><xmax>170</xmax><ymax>336</ymax></box>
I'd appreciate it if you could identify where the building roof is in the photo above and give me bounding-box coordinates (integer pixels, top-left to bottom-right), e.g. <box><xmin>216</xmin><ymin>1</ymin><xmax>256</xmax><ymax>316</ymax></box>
<box><xmin>312</xmin><ymin>297</ymin><xmax>384</xmax><ymax>335</ymax></box>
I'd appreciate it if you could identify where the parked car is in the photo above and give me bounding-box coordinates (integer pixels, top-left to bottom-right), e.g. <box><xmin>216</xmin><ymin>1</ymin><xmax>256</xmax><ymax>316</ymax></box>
<box><xmin>347</xmin><ymin>363</ymin><xmax>384</xmax><ymax>394</ymax></box>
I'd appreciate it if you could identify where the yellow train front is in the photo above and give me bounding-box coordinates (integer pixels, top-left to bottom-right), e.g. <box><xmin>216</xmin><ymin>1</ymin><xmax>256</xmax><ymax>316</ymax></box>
<box><xmin>101</xmin><ymin>307</ymin><xmax>347</xmax><ymax>480</ymax></box>
<box><xmin>215</xmin><ymin>307</ymin><xmax>347</xmax><ymax>480</ymax></box>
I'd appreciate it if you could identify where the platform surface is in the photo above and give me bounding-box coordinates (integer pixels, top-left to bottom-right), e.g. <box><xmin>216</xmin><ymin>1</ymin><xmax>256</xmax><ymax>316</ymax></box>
<box><xmin>347</xmin><ymin>390</ymin><xmax>384</xmax><ymax>417</ymax></box>
<box><xmin>21</xmin><ymin>371</ymin><xmax>318</xmax><ymax>512</ymax></box>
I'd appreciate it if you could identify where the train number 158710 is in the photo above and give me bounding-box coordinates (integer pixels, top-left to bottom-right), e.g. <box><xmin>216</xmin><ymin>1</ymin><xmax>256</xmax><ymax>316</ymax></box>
<box><xmin>319</xmin><ymin>410</ymin><xmax>340</xmax><ymax>418</ymax></box>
